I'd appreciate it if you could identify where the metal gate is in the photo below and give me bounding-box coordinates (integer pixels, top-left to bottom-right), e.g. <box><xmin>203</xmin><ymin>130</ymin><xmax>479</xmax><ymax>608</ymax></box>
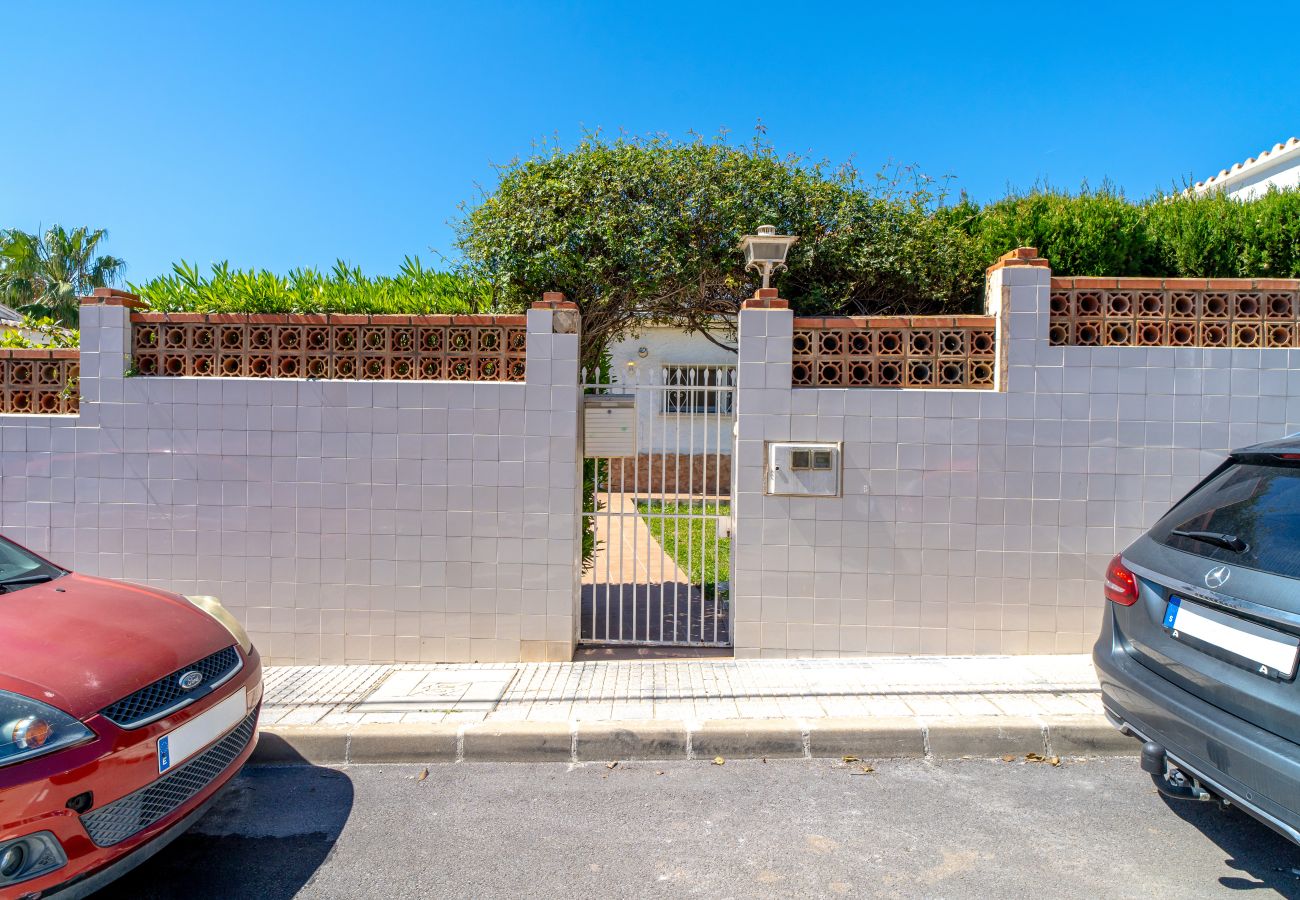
<box><xmin>581</xmin><ymin>365</ymin><xmax>735</xmax><ymax>647</ymax></box>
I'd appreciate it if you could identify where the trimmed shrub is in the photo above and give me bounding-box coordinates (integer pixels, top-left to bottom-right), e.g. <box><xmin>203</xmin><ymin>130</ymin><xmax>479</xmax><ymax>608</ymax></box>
<box><xmin>1147</xmin><ymin>189</ymin><xmax>1300</xmax><ymax>278</ymax></box>
<box><xmin>973</xmin><ymin>188</ymin><xmax>1156</xmax><ymax>277</ymax></box>
<box><xmin>974</xmin><ymin>187</ymin><xmax>1300</xmax><ymax>285</ymax></box>
<box><xmin>131</xmin><ymin>257</ymin><xmax>492</xmax><ymax>315</ymax></box>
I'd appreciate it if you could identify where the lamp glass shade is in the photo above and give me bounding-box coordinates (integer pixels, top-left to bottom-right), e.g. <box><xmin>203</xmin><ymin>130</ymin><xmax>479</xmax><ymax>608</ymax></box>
<box><xmin>740</xmin><ymin>227</ymin><xmax>798</xmax><ymax>266</ymax></box>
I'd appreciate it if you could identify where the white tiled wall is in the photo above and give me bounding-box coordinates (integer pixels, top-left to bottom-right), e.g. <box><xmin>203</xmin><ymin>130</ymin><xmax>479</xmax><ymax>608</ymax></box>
<box><xmin>8</xmin><ymin>273</ymin><xmax>1297</xmax><ymax>663</ymax></box>
<box><xmin>0</xmin><ymin>304</ymin><xmax>581</xmax><ymax>664</ymax></box>
<box><xmin>731</xmin><ymin>266</ymin><xmax>1300</xmax><ymax>657</ymax></box>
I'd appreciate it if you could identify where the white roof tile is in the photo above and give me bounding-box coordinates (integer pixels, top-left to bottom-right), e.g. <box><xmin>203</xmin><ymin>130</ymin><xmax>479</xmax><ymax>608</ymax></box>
<box><xmin>1193</xmin><ymin>136</ymin><xmax>1300</xmax><ymax>191</ymax></box>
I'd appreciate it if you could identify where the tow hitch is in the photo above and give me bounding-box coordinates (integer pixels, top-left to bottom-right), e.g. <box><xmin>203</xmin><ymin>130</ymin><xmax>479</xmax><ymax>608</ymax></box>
<box><xmin>1141</xmin><ymin>741</ymin><xmax>1222</xmax><ymax>803</ymax></box>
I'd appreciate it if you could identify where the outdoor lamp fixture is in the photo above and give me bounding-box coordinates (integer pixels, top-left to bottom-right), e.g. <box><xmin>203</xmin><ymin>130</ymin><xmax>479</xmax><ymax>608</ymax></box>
<box><xmin>739</xmin><ymin>224</ymin><xmax>798</xmax><ymax>290</ymax></box>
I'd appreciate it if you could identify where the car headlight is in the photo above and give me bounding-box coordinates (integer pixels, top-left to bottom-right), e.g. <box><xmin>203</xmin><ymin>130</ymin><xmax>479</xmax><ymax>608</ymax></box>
<box><xmin>0</xmin><ymin>692</ymin><xmax>94</xmax><ymax>768</ymax></box>
<box><xmin>185</xmin><ymin>595</ymin><xmax>253</xmax><ymax>655</ymax></box>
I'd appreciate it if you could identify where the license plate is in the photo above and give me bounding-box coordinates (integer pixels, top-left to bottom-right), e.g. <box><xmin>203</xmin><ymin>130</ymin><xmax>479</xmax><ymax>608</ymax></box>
<box><xmin>1163</xmin><ymin>597</ymin><xmax>1300</xmax><ymax>680</ymax></box>
<box><xmin>158</xmin><ymin>688</ymin><xmax>247</xmax><ymax>774</ymax></box>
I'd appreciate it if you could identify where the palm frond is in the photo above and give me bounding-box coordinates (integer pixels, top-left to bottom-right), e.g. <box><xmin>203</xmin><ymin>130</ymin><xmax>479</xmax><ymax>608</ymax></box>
<box><xmin>0</xmin><ymin>225</ymin><xmax>124</xmax><ymax>326</ymax></box>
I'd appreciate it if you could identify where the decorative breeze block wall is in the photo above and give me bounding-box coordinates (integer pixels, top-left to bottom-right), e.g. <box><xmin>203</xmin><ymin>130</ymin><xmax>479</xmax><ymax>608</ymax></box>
<box><xmin>0</xmin><ymin>349</ymin><xmax>79</xmax><ymax>414</ymax></box>
<box><xmin>130</xmin><ymin>313</ymin><xmax>528</xmax><ymax>382</ymax></box>
<box><xmin>791</xmin><ymin>317</ymin><xmax>997</xmax><ymax>388</ymax></box>
<box><xmin>1050</xmin><ymin>278</ymin><xmax>1300</xmax><ymax>348</ymax></box>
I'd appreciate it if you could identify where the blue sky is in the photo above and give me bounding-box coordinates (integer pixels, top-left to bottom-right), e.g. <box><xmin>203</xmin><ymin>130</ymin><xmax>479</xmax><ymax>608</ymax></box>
<box><xmin>3</xmin><ymin>1</ymin><xmax>1297</xmax><ymax>283</ymax></box>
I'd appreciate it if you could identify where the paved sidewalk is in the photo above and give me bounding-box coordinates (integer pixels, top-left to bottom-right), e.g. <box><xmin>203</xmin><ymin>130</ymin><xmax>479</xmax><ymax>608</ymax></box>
<box><xmin>262</xmin><ymin>654</ymin><xmax>1102</xmax><ymax>727</ymax></box>
<box><xmin>255</xmin><ymin>654</ymin><xmax>1125</xmax><ymax>765</ymax></box>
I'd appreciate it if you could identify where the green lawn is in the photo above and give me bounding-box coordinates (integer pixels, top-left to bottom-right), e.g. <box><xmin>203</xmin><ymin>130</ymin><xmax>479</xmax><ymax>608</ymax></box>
<box><xmin>636</xmin><ymin>500</ymin><xmax>730</xmax><ymax>598</ymax></box>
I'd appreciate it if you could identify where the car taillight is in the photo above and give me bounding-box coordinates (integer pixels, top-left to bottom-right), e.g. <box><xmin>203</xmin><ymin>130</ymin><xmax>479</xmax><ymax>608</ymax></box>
<box><xmin>1104</xmin><ymin>554</ymin><xmax>1139</xmax><ymax>606</ymax></box>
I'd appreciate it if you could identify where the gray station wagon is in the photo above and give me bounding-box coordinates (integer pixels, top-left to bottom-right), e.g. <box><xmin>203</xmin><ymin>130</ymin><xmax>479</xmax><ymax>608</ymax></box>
<box><xmin>1094</xmin><ymin>437</ymin><xmax>1300</xmax><ymax>845</ymax></box>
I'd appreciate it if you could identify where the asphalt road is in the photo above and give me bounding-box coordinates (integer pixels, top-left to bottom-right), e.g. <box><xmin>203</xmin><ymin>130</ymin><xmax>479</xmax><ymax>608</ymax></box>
<box><xmin>97</xmin><ymin>757</ymin><xmax>1300</xmax><ymax>899</ymax></box>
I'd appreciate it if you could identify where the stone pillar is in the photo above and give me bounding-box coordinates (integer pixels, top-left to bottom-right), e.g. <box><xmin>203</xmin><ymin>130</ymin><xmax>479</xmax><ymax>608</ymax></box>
<box><xmin>731</xmin><ymin>288</ymin><xmax>794</xmax><ymax>658</ymax></box>
<box><xmin>984</xmin><ymin>248</ymin><xmax>1052</xmax><ymax>394</ymax></box>
<box><xmin>523</xmin><ymin>293</ymin><xmax>582</xmax><ymax>661</ymax></box>
<box><xmin>78</xmin><ymin>288</ymin><xmax>142</xmax><ymax>422</ymax></box>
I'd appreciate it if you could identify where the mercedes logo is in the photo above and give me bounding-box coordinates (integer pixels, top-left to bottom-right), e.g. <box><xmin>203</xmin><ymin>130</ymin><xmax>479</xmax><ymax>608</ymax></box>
<box><xmin>1204</xmin><ymin>566</ymin><xmax>1231</xmax><ymax>590</ymax></box>
<box><xmin>177</xmin><ymin>670</ymin><xmax>204</xmax><ymax>691</ymax></box>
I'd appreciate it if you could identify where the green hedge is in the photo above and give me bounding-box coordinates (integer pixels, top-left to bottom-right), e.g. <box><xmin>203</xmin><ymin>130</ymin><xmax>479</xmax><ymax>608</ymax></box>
<box><xmin>792</xmin><ymin>186</ymin><xmax>1300</xmax><ymax>314</ymax></box>
<box><xmin>973</xmin><ymin>188</ymin><xmax>1300</xmax><ymax>283</ymax></box>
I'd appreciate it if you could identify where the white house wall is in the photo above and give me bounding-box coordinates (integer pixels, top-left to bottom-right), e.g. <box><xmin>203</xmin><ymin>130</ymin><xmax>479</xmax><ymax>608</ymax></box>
<box><xmin>608</xmin><ymin>324</ymin><xmax>736</xmax><ymax>454</ymax></box>
<box><xmin>1192</xmin><ymin>137</ymin><xmax>1300</xmax><ymax>201</ymax></box>
<box><xmin>1225</xmin><ymin>158</ymin><xmax>1300</xmax><ymax>201</ymax></box>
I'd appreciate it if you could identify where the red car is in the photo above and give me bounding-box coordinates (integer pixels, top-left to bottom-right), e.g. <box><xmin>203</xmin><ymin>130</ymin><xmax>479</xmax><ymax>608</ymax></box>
<box><xmin>0</xmin><ymin>535</ymin><xmax>262</xmax><ymax>898</ymax></box>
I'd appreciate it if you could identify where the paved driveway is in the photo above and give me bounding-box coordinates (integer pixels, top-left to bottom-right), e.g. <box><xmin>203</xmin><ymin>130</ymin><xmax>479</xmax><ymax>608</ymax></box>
<box><xmin>98</xmin><ymin>758</ymin><xmax>1299</xmax><ymax>898</ymax></box>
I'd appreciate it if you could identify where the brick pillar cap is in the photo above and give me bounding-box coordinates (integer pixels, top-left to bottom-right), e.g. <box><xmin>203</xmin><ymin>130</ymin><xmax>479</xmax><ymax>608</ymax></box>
<box><xmin>533</xmin><ymin>292</ymin><xmax>578</xmax><ymax>310</ymax></box>
<box><xmin>82</xmin><ymin>288</ymin><xmax>146</xmax><ymax>309</ymax></box>
<box><xmin>986</xmin><ymin>246</ymin><xmax>1050</xmax><ymax>275</ymax></box>
<box><xmin>741</xmin><ymin>288</ymin><xmax>789</xmax><ymax>310</ymax></box>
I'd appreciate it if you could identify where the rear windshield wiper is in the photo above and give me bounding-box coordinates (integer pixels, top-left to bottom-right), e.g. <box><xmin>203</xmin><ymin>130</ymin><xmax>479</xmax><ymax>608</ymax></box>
<box><xmin>0</xmin><ymin>573</ymin><xmax>57</xmax><ymax>593</ymax></box>
<box><xmin>1171</xmin><ymin>529</ymin><xmax>1248</xmax><ymax>553</ymax></box>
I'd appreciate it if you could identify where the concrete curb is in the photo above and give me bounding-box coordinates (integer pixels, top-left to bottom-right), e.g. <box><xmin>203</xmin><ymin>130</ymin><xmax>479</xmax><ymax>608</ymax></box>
<box><xmin>253</xmin><ymin>714</ymin><xmax>1135</xmax><ymax>766</ymax></box>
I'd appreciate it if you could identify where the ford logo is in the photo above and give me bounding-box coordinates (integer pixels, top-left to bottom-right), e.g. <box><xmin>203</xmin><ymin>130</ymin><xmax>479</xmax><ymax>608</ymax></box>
<box><xmin>177</xmin><ymin>670</ymin><xmax>204</xmax><ymax>691</ymax></box>
<box><xmin>1204</xmin><ymin>565</ymin><xmax>1231</xmax><ymax>590</ymax></box>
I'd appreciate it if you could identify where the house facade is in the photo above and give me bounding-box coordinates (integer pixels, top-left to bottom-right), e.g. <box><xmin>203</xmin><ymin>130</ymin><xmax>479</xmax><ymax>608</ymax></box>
<box><xmin>0</xmin><ymin>303</ymin><xmax>22</xmax><ymax>336</ymax></box>
<box><xmin>605</xmin><ymin>322</ymin><xmax>736</xmax><ymax>493</ymax></box>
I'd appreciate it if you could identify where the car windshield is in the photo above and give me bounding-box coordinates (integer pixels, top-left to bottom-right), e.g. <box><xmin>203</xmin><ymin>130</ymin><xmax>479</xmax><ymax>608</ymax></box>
<box><xmin>1150</xmin><ymin>460</ymin><xmax>1300</xmax><ymax>579</ymax></box>
<box><xmin>0</xmin><ymin>536</ymin><xmax>65</xmax><ymax>592</ymax></box>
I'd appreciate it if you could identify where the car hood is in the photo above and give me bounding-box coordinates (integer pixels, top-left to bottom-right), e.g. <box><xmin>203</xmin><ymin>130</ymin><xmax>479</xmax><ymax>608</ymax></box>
<box><xmin>0</xmin><ymin>573</ymin><xmax>235</xmax><ymax>720</ymax></box>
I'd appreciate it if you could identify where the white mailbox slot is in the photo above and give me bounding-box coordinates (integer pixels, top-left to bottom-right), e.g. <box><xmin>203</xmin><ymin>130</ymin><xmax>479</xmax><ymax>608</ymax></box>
<box><xmin>767</xmin><ymin>442</ymin><xmax>841</xmax><ymax>496</ymax></box>
<box><xmin>584</xmin><ymin>395</ymin><xmax>637</xmax><ymax>457</ymax></box>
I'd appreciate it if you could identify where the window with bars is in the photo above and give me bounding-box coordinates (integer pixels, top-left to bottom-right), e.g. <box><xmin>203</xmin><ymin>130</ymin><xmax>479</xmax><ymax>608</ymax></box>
<box><xmin>662</xmin><ymin>365</ymin><xmax>736</xmax><ymax>414</ymax></box>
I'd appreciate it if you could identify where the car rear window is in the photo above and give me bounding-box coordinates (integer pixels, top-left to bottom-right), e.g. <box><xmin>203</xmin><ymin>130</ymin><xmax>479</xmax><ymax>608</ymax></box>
<box><xmin>1150</xmin><ymin>460</ymin><xmax>1300</xmax><ymax>579</ymax></box>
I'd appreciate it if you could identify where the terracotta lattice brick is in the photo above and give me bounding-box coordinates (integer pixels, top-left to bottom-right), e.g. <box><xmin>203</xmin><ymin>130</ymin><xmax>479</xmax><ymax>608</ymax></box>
<box><xmin>790</xmin><ymin>316</ymin><xmax>997</xmax><ymax>389</ymax></box>
<box><xmin>1050</xmin><ymin>279</ymin><xmax>1300</xmax><ymax>348</ymax></box>
<box><xmin>1201</xmin><ymin>293</ymin><xmax>1230</xmax><ymax>320</ymax></box>
<box><xmin>1267</xmin><ymin>323</ymin><xmax>1296</xmax><ymax>347</ymax></box>
<box><xmin>1</xmin><ymin>350</ymin><xmax>79</xmax><ymax>414</ymax></box>
<box><xmin>1267</xmin><ymin>293</ymin><xmax>1295</xmax><ymax>319</ymax></box>
<box><xmin>128</xmin><ymin>313</ymin><xmax>527</xmax><ymax>382</ymax></box>
<box><xmin>1169</xmin><ymin>292</ymin><xmax>1198</xmax><ymax>318</ymax></box>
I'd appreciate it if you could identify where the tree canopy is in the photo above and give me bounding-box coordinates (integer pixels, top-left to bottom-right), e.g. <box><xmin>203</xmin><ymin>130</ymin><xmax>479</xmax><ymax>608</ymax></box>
<box><xmin>456</xmin><ymin>133</ymin><xmax>979</xmax><ymax>364</ymax></box>
<box><xmin>457</xmin><ymin>132</ymin><xmax>1300</xmax><ymax>362</ymax></box>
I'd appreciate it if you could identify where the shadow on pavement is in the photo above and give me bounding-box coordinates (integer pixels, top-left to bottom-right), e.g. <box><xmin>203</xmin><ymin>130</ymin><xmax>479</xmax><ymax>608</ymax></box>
<box><xmin>581</xmin><ymin>582</ymin><xmax>730</xmax><ymax>645</ymax></box>
<box><xmin>95</xmin><ymin>759</ymin><xmax>353</xmax><ymax>900</ymax></box>
<box><xmin>574</xmin><ymin>643</ymin><xmax>734</xmax><ymax>660</ymax></box>
<box><xmin>1159</xmin><ymin>796</ymin><xmax>1300</xmax><ymax>895</ymax></box>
